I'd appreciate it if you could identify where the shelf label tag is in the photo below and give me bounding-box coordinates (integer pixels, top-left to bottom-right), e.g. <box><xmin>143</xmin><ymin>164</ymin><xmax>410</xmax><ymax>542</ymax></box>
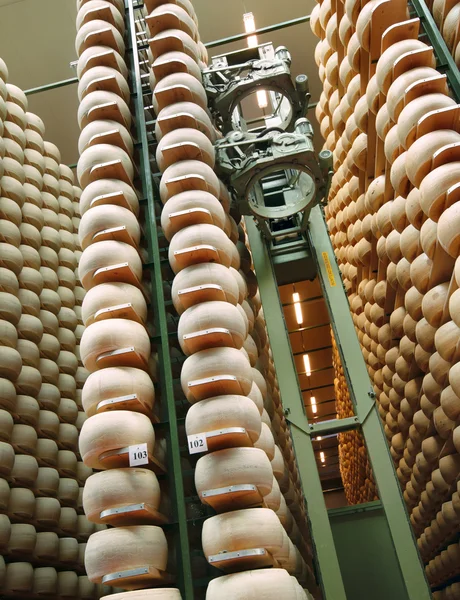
<box><xmin>187</xmin><ymin>433</ymin><xmax>208</xmax><ymax>455</ymax></box>
<box><xmin>129</xmin><ymin>443</ymin><xmax>149</xmax><ymax>466</ymax></box>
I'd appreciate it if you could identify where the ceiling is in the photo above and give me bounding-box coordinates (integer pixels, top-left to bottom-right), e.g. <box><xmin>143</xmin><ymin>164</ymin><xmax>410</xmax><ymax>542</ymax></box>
<box><xmin>280</xmin><ymin>279</ymin><xmax>343</xmax><ymax>490</ymax></box>
<box><xmin>0</xmin><ymin>0</ymin><xmax>321</xmax><ymax>167</ymax></box>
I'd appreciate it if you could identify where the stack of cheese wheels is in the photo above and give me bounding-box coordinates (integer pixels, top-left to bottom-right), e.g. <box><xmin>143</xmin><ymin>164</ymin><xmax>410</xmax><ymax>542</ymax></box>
<box><xmin>0</xmin><ymin>49</ymin><xmax>111</xmax><ymax>599</ymax></box>
<box><xmin>430</xmin><ymin>0</ymin><xmax>460</xmax><ymax>68</ymax></box>
<box><xmin>75</xmin><ymin>0</ymin><xmax>181</xmax><ymax>596</ymax></box>
<box><xmin>140</xmin><ymin>0</ymin><xmax>318</xmax><ymax>595</ymax></box>
<box><xmin>312</xmin><ymin>0</ymin><xmax>460</xmax><ymax>594</ymax></box>
<box><xmin>333</xmin><ymin>332</ymin><xmax>377</xmax><ymax>504</ymax></box>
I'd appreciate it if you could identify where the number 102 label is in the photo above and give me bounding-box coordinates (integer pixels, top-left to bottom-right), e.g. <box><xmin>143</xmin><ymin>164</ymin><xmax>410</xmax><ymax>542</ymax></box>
<box><xmin>187</xmin><ymin>434</ymin><xmax>208</xmax><ymax>455</ymax></box>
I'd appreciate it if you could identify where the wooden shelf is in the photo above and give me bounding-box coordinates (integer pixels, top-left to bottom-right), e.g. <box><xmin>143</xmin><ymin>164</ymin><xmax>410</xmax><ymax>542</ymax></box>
<box><xmin>207</xmin><ymin>548</ymin><xmax>277</xmax><ymax>573</ymax></box>
<box><xmin>90</xmin><ymin>190</ymin><xmax>136</xmax><ymax>212</ymax></box>
<box><xmin>82</xmin><ymin>27</ymin><xmax>121</xmax><ymax>54</ymax></box>
<box><xmin>94</xmin><ymin>302</ymin><xmax>144</xmax><ymax>324</ymax></box>
<box><xmin>86</xmin><ymin>102</ymin><xmax>130</xmax><ymax>129</ymax></box>
<box><xmin>96</xmin><ymin>392</ymin><xmax>158</xmax><ymax>421</ymax></box>
<box><xmin>177</xmin><ymin>283</ymin><xmax>227</xmax><ymax>310</ymax></box>
<box><xmin>83</xmin><ymin>49</ymin><xmax>124</xmax><ymax>76</ymax></box>
<box><xmin>87</xmin><ymin>128</ymin><xmax>132</xmax><ymax>155</ymax></box>
<box><xmin>92</xmin><ymin>225</ymin><xmax>137</xmax><ymax>247</ymax></box>
<box><xmin>173</xmin><ymin>244</ymin><xmax>220</xmax><ymax>269</ymax></box>
<box><xmin>199</xmin><ymin>483</ymin><xmax>264</xmax><ymax>513</ymax></box>
<box><xmin>187</xmin><ymin>375</ymin><xmax>246</xmax><ymax>400</ymax></box>
<box><xmin>95</xmin><ymin>346</ymin><xmax>149</xmax><ymax>371</ymax></box>
<box><xmin>84</xmin><ymin>75</ymin><xmax>125</xmax><ymax>100</ymax></box>
<box><xmin>182</xmin><ymin>327</ymin><xmax>235</xmax><ymax>354</ymax></box>
<box><xmin>88</xmin><ymin>159</ymin><xmax>132</xmax><ymax>185</ymax></box>
<box><xmin>101</xmin><ymin>566</ymin><xmax>171</xmax><ymax>589</ymax></box>
<box><xmin>99</xmin><ymin>502</ymin><xmax>168</xmax><ymax>526</ymax></box>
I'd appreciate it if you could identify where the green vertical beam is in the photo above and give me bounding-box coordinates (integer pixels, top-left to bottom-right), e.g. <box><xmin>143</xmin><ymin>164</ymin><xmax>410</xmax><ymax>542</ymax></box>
<box><xmin>245</xmin><ymin>217</ymin><xmax>347</xmax><ymax>600</ymax></box>
<box><xmin>126</xmin><ymin>1</ymin><xmax>194</xmax><ymax>597</ymax></box>
<box><xmin>307</xmin><ymin>205</ymin><xmax>431</xmax><ymax>600</ymax></box>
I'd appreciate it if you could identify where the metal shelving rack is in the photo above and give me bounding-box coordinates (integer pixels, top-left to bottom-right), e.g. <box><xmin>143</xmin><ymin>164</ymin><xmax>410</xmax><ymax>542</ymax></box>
<box><xmin>25</xmin><ymin>0</ymin><xmax>460</xmax><ymax>598</ymax></box>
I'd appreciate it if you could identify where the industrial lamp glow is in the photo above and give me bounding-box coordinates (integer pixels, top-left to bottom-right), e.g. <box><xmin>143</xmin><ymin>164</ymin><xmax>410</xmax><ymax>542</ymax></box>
<box><xmin>293</xmin><ymin>292</ymin><xmax>303</xmax><ymax>324</ymax></box>
<box><xmin>303</xmin><ymin>353</ymin><xmax>311</xmax><ymax>376</ymax></box>
<box><xmin>243</xmin><ymin>12</ymin><xmax>268</xmax><ymax>108</ymax></box>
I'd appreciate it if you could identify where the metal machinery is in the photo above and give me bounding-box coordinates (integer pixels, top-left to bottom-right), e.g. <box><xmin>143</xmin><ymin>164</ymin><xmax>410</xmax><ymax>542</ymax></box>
<box><xmin>22</xmin><ymin>0</ymin><xmax>460</xmax><ymax>598</ymax></box>
<box><xmin>207</xmin><ymin>34</ymin><xmax>430</xmax><ymax>600</ymax></box>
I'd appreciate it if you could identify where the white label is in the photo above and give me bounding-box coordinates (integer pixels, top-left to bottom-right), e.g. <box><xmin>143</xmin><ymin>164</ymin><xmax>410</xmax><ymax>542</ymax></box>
<box><xmin>187</xmin><ymin>433</ymin><xmax>208</xmax><ymax>455</ymax></box>
<box><xmin>128</xmin><ymin>443</ymin><xmax>149</xmax><ymax>466</ymax></box>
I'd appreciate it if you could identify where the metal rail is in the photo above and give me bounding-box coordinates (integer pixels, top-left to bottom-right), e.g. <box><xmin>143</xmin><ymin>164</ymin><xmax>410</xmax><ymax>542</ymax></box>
<box><xmin>410</xmin><ymin>0</ymin><xmax>460</xmax><ymax>100</ymax></box>
<box><xmin>204</xmin><ymin>15</ymin><xmax>311</xmax><ymax>48</ymax></box>
<box><xmin>23</xmin><ymin>15</ymin><xmax>312</xmax><ymax>96</ymax></box>
<box><xmin>125</xmin><ymin>1</ymin><xmax>194</xmax><ymax>597</ymax></box>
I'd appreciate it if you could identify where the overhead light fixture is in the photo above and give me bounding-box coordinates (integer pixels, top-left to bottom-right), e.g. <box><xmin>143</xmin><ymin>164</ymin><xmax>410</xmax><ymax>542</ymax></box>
<box><xmin>257</xmin><ymin>90</ymin><xmax>269</xmax><ymax>108</ymax></box>
<box><xmin>292</xmin><ymin>292</ymin><xmax>303</xmax><ymax>324</ymax></box>
<box><xmin>320</xmin><ymin>451</ymin><xmax>325</xmax><ymax>463</ymax></box>
<box><xmin>243</xmin><ymin>12</ymin><xmax>268</xmax><ymax>109</ymax></box>
<box><xmin>311</xmin><ymin>395</ymin><xmax>317</xmax><ymax>414</ymax></box>
<box><xmin>243</xmin><ymin>12</ymin><xmax>258</xmax><ymax>48</ymax></box>
<box><xmin>303</xmin><ymin>354</ymin><xmax>311</xmax><ymax>377</ymax></box>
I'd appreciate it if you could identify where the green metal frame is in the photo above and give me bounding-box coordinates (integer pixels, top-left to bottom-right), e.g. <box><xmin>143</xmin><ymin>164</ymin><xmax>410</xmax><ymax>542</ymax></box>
<box><xmin>246</xmin><ymin>205</ymin><xmax>432</xmax><ymax>600</ymax></box>
<box><xmin>409</xmin><ymin>0</ymin><xmax>460</xmax><ymax>100</ymax></box>
<box><xmin>307</xmin><ymin>206</ymin><xmax>431</xmax><ymax>600</ymax></box>
<box><xmin>125</xmin><ymin>1</ymin><xmax>194</xmax><ymax>597</ymax></box>
<box><xmin>245</xmin><ymin>216</ymin><xmax>348</xmax><ymax>600</ymax></box>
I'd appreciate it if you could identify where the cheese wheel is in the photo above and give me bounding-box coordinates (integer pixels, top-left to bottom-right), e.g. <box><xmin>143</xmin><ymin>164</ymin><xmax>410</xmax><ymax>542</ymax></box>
<box><xmin>202</xmin><ymin>508</ymin><xmax>286</xmax><ymax>564</ymax></box>
<box><xmin>78</xmin><ymin>241</ymin><xmax>142</xmax><ymax>290</ymax></box>
<box><xmin>161</xmin><ymin>190</ymin><xmax>226</xmax><ymax>241</ymax></box>
<box><xmin>81</xmin><ymin>282</ymin><xmax>146</xmax><ymax>326</ymax></box>
<box><xmin>181</xmin><ymin>347</ymin><xmax>253</xmax><ymax>402</ymax></box>
<box><xmin>77</xmin><ymin>143</ymin><xmax>133</xmax><ymax>188</ymax></box>
<box><xmin>80</xmin><ymin>319</ymin><xmax>151</xmax><ymax>372</ymax></box>
<box><xmin>146</xmin><ymin>3</ymin><xmax>197</xmax><ymax>40</ymax></box>
<box><xmin>85</xmin><ymin>526</ymin><xmax>168</xmax><ymax>586</ymax></box>
<box><xmin>83</xmin><ymin>468</ymin><xmax>160</xmax><ymax>523</ymax></box>
<box><xmin>185</xmin><ymin>394</ymin><xmax>261</xmax><ymax>443</ymax></box>
<box><xmin>178</xmin><ymin>301</ymin><xmax>246</xmax><ymax>354</ymax></box>
<box><xmin>78</xmin><ymin>119</ymin><xmax>133</xmax><ymax>158</ymax></box>
<box><xmin>79</xmin><ymin>179</ymin><xmax>139</xmax><ymax>216</ymax></box>
<box><xmin>169</xmin><ymin>223</ymin><xmax>235</xmax><ymax>273</ymax></box>
<box><xmin>148</xmin><ymin>29</ymin><xmax>199</xmax><ymax>62</ymax></box>
<box><xmin>78</xmin><ymin>205</ymin><xmax>140</xmax><ymax>250</ymax></box>
<box><xmin>206</xmin><ymin>568</ymin><xmax>307</xmax><ymax>599</ymax></box>
<box><xmin>160</xmin><ymin>160</ymin><xmax>220</xmax><ymax>203</ymax></box>
<box><xmin>79</xmin><ymin>411</ymin><xmax>155</xmax><ymax>469</ymax></box>
<box><xmin>101</xmin><ymin>590</ymin><xmax>182</xmax><ymax>600</ymax></box>
<box><xmin>195</xmin><ymin>447</ymin><xmax>273</xmax><ymax>500</ymax></box>
<box><xmin>156</xmin><ymin>127</ymin><xmax>214</xmax><ymax>171</ymax></box>
<box><xmin>150</xmin><ymin>50</ymin><xmax>202</xmax><ymax>88</ymax></box>
<box><xmin>155</xmin><ymin>101</ymin><xmax>215</xmax><ymax>142</ymax></box>
<box><xmin>171</xmin><ymin>263</ymin><xmax>238</xmax><ymax>314</ymax></box>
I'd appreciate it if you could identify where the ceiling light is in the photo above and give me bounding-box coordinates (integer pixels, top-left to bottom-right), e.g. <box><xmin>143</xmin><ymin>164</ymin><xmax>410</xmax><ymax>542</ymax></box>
<box><xmin>292</xmin><ymin>292</ymin><xmax>303</xmax><ymax>324</ymax></box>
<box><xmin>320</xmin><ymin>451</ymin><xmax>325</xmax><ymax>463</ymax></box>
<box><xmin>311</xmin><ymin>396</ymin><xmax>317</xmax><ymax>414</ymax></box>
<box><xmin>257</xmin><ymin>90</ymin><xmax>268</xmax><ymax>108</ymax></box>
<box><xmin>303</xmin><ymin>354</ymin><xmax>311</xmax><ymax>376</ymax></box>
<box><xmin>317</xmin><ymin>436</ymin><xmax>322</xmax><ymax>441</ymax></box>
<box><xmin>243</xmin><ymin>12</ymin><xmax>258</xmax><ymax>48</ymax></box>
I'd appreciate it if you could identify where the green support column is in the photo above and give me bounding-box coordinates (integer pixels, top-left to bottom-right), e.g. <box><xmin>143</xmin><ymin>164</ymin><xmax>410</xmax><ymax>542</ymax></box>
<box><xmin>307</xmin><ymin>205</ymin><xmax>431</xmax><ymax>600</ymax></box>
<box><xmin>245</xmin><ymin>217</ymin><xmax>348</xmax><ymax>600</ymax></box>
<box><xmin>126</xmin><ymin>2</ymin><xmax>194</xmax><ymax>597</ymax></box>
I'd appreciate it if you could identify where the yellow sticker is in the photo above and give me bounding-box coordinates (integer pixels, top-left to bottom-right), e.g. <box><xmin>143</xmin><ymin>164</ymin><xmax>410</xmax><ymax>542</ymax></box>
<box><xmin>322</xmin><ymin>252</ymin><xmax>336</xmax><ymax>287</ymax></box>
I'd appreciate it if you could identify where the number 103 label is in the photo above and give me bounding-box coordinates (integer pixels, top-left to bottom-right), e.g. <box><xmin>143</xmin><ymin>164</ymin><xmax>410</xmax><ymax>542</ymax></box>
<box><xmin>187</xmin><ymin>434</ymin><xmax>208</xmax><ymax>455</ymax></box>
<box><xmin>129</xmin><ymin>443</ymin><xmax>149</xmax><ymax>466</ymax></box>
